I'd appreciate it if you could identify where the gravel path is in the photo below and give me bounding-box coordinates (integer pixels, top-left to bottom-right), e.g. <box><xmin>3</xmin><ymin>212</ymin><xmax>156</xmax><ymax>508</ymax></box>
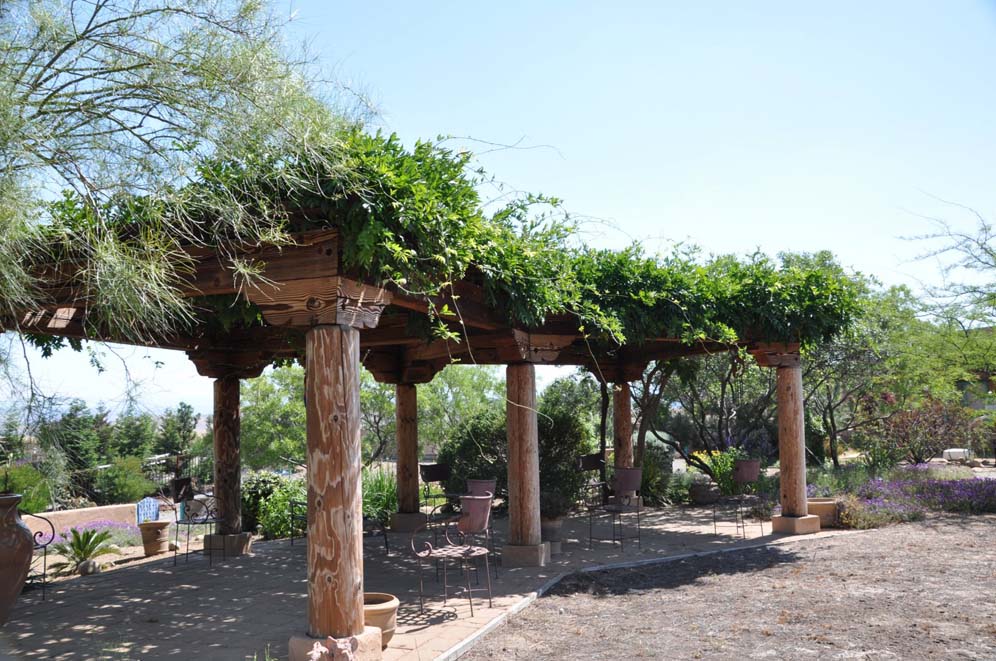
<box><xmin>463</xmin><ymin>514</ymin><xmax>996</xmax><ymax>660</ymax></box>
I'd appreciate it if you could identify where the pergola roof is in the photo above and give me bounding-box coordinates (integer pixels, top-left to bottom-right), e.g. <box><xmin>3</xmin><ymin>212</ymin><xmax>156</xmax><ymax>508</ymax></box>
<box><xmin>12</xmin><ymin>225</ymin><xmax>810</xmax><ymax>383</ymax></box>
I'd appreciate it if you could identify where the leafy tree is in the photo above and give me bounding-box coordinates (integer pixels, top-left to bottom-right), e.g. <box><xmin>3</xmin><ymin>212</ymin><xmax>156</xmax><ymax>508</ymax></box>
<box><xmin>110</xmin><ymin>408</ymin><xmax>158</xmax><ymax>458</ymax></box>
<box><xmin>418</xmin><ymin>365</ymin><xmax>504</xmax><ymax>455</ymax></box>
<box><xmin>0</xmin><ymin>0</ymin><xmax>353</xmax><ymax>343</ymax></box>
<box><xmin>360</xmin><ymin>371</ymin><xmax>396</xmax><ymax>466</ymax></box>
<box><xmin>155</xmin><ymin>403</ymin><xmax>199</xmax><ymax>456</ymax></box>
<box><xmin>240</xmin><ymin>367</ymin><xmax>305</xmax><ymax>469</ymax></box>
<box><xmin>37</xmin><ymin>400</ymin><xmax>104</xmax><ymax>474</ymax></box>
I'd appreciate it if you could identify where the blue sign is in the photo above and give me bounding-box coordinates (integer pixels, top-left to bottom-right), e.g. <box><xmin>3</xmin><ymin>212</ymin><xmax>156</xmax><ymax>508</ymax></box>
<box><xmin>136</xmin><ymin>497</ymin><xmax>160</xmax><ymax>524</ymax></box>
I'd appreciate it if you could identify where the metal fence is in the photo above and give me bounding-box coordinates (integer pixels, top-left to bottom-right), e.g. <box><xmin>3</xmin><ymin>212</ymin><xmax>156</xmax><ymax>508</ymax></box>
<box><xmin>143</xmin><ymin>453</ymin><xmax>214</xmax><ymax>493</ymax></box>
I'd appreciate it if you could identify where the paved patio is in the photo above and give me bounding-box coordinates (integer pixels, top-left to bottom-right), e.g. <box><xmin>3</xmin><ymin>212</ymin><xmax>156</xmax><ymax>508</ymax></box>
<box><xmin>2</xmin><ymin>506</ymin><xmax>827</xmax><ymax>661</ymax></box>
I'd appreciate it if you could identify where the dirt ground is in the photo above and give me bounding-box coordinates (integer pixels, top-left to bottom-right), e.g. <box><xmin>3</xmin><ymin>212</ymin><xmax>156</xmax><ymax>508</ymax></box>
<box><xmin>464</xmin><ymin>514</ymin><xmax>996</xmax><ymax>660</ymax></box>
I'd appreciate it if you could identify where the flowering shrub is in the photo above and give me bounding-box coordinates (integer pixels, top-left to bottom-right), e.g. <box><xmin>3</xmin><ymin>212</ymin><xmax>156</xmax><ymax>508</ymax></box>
<box><xmin>838</xmin><ymin>493</ymin><xmax>925</xmax><ymax>529</ymax></box>
<box><xmin>57</xmin><ymin>519</ymin><xmax>141</xmax><ymax>547</ymax></box>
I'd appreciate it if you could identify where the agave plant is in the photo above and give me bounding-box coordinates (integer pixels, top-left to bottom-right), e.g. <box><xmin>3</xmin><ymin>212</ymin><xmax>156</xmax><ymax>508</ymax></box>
<box><xmin>50</xmin><ymin>528</ymin><xmax>119</xmax><ymax>576</ymax></box>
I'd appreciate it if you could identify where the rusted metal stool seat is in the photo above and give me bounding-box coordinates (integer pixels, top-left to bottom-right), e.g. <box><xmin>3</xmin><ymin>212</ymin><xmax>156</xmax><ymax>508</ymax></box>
<box><xmin>413</xmin><ymin>493</ymin><xmax>495</xmax><ymax>616</ymax></box>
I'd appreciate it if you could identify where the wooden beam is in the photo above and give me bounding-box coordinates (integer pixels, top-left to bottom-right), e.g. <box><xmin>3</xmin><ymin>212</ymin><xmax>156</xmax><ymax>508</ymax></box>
<box><xmin>305</xmin><ymin>324</ymin><xmax>364</xmax><ymax>639</ymax></box>
<box><xmin>246</xmin><ymin>277</ymin><xmax>391</xmax><ymax>328</ymax></box>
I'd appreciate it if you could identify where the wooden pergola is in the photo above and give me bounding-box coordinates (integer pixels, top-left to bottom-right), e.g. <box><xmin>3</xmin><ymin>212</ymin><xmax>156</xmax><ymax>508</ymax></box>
<box><xmin>10</xmin><ymin>229</ymin><xmax>819</xmax><ymax>659</ymax></box>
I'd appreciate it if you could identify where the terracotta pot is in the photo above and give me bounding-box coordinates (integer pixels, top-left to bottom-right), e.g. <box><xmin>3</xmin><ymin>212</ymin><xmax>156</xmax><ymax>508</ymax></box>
<box><xmin>364</xmin><ymin>592</ymin><xmax>400</xmax><ymax>648</ymax></box>
<box><xmin>138</xmin><ymin>520</ymin><xmax>171</xmax><ymax>556</ymax></box>
<box><xmin>733</xmin><ymin>459</ymin><xmax>761</xmax><ymax>484</ymax></box>
<box><xmin>807</xmin><ymin>498</ymin><xmax>840</xmax><ymax>528</ymax></box>
<box><xmin>0</xmin><ymin>494</ymin><xmax>34</xmax><ymax>625</ymax></box>
<box><xmin>689</xmin><ymin>483</ymin><xmax>721</xmax><ymax>505</ymax></box>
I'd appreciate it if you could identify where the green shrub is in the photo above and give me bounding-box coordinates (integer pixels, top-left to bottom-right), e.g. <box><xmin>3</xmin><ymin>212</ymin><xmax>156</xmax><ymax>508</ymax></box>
<box><xmin>700</xmin><ymin>447</ymin><xmax>748</xmax><ymax>496</ymax></box>
<box><xmin>437</xmin><ymin>408</ymin><xmax>508</xmax><ymax>500</ymax></box>
<box><xmin>258</xmin><ymin>478</ymin><xmax>306</xmax><ymax>539</ymax></box>
<box><xmin>93</xmin><ymin>456</ymin><xmax>156</xmax><ymax>505</ymax></box>
<box><xmin>242</xmin><ymin>471</ymin><xmax>286</xmax><ymax>532</ymax></box>
<box><xmin>640</xmin><ymin>439</ymin><xmax>674</xmax><ymax>506</ymax></box>
<box><xmin>664</xmin><ymin>471</ymin><xmax>694</xmax><ymax>504</ymax></box>
<box><xmin>362</xmin><ymin>468</ymin><xmax>398</xmax><ymax>524</ymax></box>
<box><xmin>838</xmin><ymin>494</ymin><xmax>925</xmax><ymax>529</ymax></box>
<box><xmin>3</xmin><ymin>463</ymin><xmax>51</xmax><ymax>513</ymax></box>
<box><xmin>537</xmin><ymin>390</ymin><xmax>595</xmax><ymax>518</ymax></box>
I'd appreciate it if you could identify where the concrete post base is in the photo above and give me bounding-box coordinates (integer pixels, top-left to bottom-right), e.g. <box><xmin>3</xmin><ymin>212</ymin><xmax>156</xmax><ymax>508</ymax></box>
<box><xmin>771</xmin><ymin>514</ymin><xmax>820</xmax><ymax>535</ymax></box>
<box><xmin>203</xmin><ymin>532</ymin><xmax>253</xmax><ymax>557</ymax></box>
<box><xmin>502</xmin><ymin>542</ymin><xmax>550</xmax><ymax>567</ymax></box>
<box><xmin>288</xmin><ymin>626</ymin><xmax>382</xmax><ymax>661</ymax></box>
<box><xmin>389</xmin><ymin>511</ymin><xmax>427</xmax><ymax>532</ymax></box>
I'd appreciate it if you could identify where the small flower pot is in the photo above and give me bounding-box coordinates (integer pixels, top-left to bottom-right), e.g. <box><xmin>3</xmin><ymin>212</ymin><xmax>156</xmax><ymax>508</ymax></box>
<box><xmin>138</xmin><ymin>520</ymin><xmax>171</xmax><ymax>557</ymax></box>
<box><xmin>364</xmin><ymin>592</ymin><xmax>400</xmax><ymax>648</ymax></box>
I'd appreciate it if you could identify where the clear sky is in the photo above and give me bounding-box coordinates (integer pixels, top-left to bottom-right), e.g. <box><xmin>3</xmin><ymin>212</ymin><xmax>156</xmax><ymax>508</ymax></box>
<box><xmin>7</xmin><ymin>1</ymin><xmax>996</xmax><ymax>418</ymax></box>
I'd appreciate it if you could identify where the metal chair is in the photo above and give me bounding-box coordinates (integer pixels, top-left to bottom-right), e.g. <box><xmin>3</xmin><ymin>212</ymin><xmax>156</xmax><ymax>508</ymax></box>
<box><xmin>576</xmin><ymin>452</ymin><xmax>607</xmax><ymax>506</ymax></box>
<box><xmin>413</xmin><ymin>493</ymin><xmax>495</xmax><ymax>617</ymax></box>
<box><xmin>586</xmin><ymin>467</ymin><xmax>643</xmax><ymax>550</ymax></box>
<box><xmin>172</xmin><ymin>477</ymin><xmax>224</xmax><ymax>566</ymax></box>
<box><xmin>20</xmin><ymin>511</ymin><xmax>55</xmax><ymax>600</ymax></box>
<box><xmin>289</xmin><ymin>498</ymin><xmax>389</xmax><ymax>553</ymax></box>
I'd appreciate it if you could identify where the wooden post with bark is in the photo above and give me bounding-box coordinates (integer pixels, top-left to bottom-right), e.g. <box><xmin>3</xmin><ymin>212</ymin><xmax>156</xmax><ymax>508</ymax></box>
<box><xmin>186</xmin><ymin>349</ymin><xmax>270</xmax><ymax>557</ymax></box>
<box><xmin>750</xmin><ymin>344</ymin><xmax>820</xmax><ymax>535</ymax></box>
<box><xmin>613</xmin><ymin>382</ymin><xmax>634</xmax><ymax>468</ymax></box>
<box><xmin>390</xmin><ymin>382</ymin><xmax>426</xmax><ymax>531</ymax></box>
<box><xmin>213</xmin><ymin>375</ymin><xmax>241</xmax><ymax>535</ymax></box>
<box><xmin>504</xmin><ymin>362</ymin><xmax>549</xmax><ymax>567</ymax></box>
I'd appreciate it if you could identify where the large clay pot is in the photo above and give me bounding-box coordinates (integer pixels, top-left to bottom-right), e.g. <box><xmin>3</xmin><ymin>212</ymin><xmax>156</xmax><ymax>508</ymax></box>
<box><xmin>364</xmin><ymin>592</ymin><xmax>400</xmax><ymax>648</ymax></box>
<box><xmin>0</xmin><ymin>494</ymin><xmax>34</xmax><ymax>626</ymax></box>
<box><xmin>138</xmin><ymin>520</ymin><xmax>171</xmax><ymax>556</ymax></box>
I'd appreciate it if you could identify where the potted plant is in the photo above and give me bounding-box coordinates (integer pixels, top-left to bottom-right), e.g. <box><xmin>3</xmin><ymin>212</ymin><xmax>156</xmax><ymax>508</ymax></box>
<box><xmin>363</xmin><ymin>592</ymin><xmax>400</xmax><ymax>648</ymax></box>
<box><xmin>0</xmin><ymin>467</ymin><xmax>35</xmax><ymax>625</ymax></box>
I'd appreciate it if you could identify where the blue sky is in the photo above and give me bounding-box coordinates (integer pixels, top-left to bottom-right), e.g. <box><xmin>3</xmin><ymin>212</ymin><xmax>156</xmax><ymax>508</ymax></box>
<box><xmin>8</xmin><ymin>1</ymin><xmax>996</xmax><ymax>417</ymax></box>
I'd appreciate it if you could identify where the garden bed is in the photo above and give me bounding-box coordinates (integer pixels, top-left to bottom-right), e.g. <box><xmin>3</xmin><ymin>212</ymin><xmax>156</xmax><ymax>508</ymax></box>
<box><xmin>463</xmin><ymin>513</ymin><xmax>996</xmax><ymax>660</ymax></box>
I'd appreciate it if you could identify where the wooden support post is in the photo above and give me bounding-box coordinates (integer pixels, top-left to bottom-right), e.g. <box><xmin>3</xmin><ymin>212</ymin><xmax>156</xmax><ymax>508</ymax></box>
<box><xmin>504</xmin><ymin>363</ymin><xmax>549</xmax><ymax>567</ymax></box>
<box><xmin>305</xmin><ymin>324</ymin><xmax>365</xmax><ymax>639</ymax></box>
<box><xmin>613</xmin><ymin>382</ymin><xmax>633</xmax><ymax>468</ymax></box>
<box><xmin>749</xmin><ymin>344</ymin><xmax>820</xmax><ymax>535</ymax></box>
<box><xmin>390</xmin><ymin>383</ymin><xmax>426</xmax><ymax>532</ymax></box>
<box><xmin>395</xmin><ymin>384</ymin><xmax>419</xmax><ymax>513</ymax></box>
<box><xmin>213</xmin><ymin>375</ymin><xmax>242</xmax><ymax>535</ymax></box>
<box><xmin>776</xmin><ymin>364</ymin><xmax>808</xmax><ymax>518</ymax></box>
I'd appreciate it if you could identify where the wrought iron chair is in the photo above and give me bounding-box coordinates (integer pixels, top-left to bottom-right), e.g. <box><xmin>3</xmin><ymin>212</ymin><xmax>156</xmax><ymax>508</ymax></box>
<box><xmin>586</xmin><ymin>467</ymin><xmax>643</xmax><ymax>550</ymax></box>
<box><xmin>576</xmin><ymin>452</ymin><xmax>607</xmax><ymax>505</ymax></box>
<box><xmin>713</xmin><ymin>459</ymin><xmax>764</xmax><ymax>538</ymax></box>
<box><xmin>420</xmin><ymin>463</ymin><xmax>458</xmax><ymax>541</ymax></box>
<box><xmin>412</xmin><ymin>493</ymin><xmax>495</xmax><ymax>617</ymax></box>
<box><xmin>20</xmin><ymin>511</ymin><xmax>55</xmax><ymax>600</ymax></box>
<box><xmin>288</xmin><ymin>498</ymin><xmax>389</xmax><ymax>553</ymax></box>
<box><xmin>171</xmin><ymin>477</ymin><xmax>224</xmax><ymax>566</ymax></box>
<box><xmin>465</xmin><ymin>479</ymin><xmax>500</xmax><ymax>574</ymax></box>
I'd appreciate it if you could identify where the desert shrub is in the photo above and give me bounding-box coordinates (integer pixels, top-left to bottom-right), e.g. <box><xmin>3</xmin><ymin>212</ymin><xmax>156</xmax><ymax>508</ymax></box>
<box><xmin>537</xmin><ymin>388</ymin><xmax>595</xmax><ymax>518</ymax></box>
<box><xmin>242</xmin><ymin>471</ymin><xmax>287</xmax><ymax>533</ymax></box>
<box><xmin>258</xmin><ymin>478</ymin><xmax>306</xmax><ymax>539</ymax></box>
<box><xmin>437</xmin><ymin>408</ymin><xmax>508</xmax><ymax>500</ymax></box>
<box><xmin>806</xmin><ymin>463</ymin><xmax>871</xmax><ymax>497</ymax></box>
<box><xmin>664</xmin><ymin>471</ymin><xmax>694</xmax><ymax>504</ymax></box>
<box><xmin>3</xmin><ymin>463</ymin><xmax>51</xmax><ymax>513</ymax></box>
<box><xmin>362</xmin><ymin>468</ymin><xmax>398</xmax><ymax>524</ymax></box>
<box><xmin>93</xmin><ymin>456</ymin><xmax>155</xmax><ymax>505</ymax></box>
<box><xmin>640</xmin><ymin>439</ymin><xmax>674</xmax><ymax>506</ymax></box>
<box><xmin>876</xmin><ymin>397</ymin><xmax>980</xmax><ymax>465</ymax></box>
<box><xmin>903</xmin><ymin>478</ymin><xmax>996</xmax><ymax>514</ymax></box>
<box><xmin>838</xmin><ymin>493</ymin><xmax>925</xmax><ymax>529</ymax></box>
